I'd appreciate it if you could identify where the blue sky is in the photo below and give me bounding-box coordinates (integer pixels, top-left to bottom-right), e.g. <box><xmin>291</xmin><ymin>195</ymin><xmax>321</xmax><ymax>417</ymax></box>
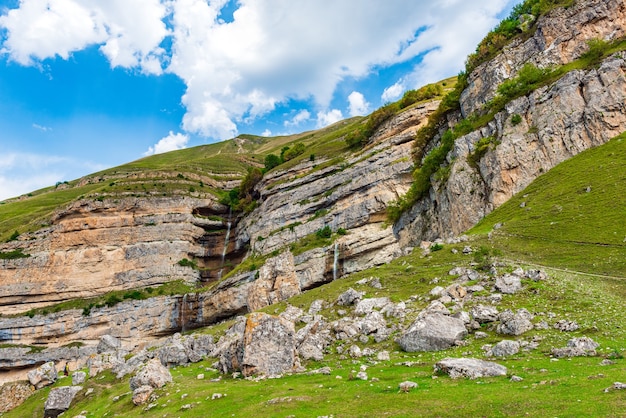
<box><xmin>0</xmin><ymin>0</ymin><xmax>517</xmax><ymax>200</ymax></box>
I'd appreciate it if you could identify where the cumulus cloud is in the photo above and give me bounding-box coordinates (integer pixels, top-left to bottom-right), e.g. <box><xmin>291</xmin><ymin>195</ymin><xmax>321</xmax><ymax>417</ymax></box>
<box><xmin>381</xmin><ymin>82</ymin><xmax>405</xmax><ymax>103</ymax></box>
<box><xmin>284</xmin><ymin>110</ymin><xmax>311</xmax><ymax>127</ymax></box>
<box><xmin>0</xmin><ymin>0</ymin><xmax>169</xmax><ymax>74</ymax></box>
<box><xmin>316</xmin><ymin>109</ymin><xmax>343</xmax><ymax>128</ymax></box>
<box><xmin>347</xmin><ymin>91</ymin><xmax>370</xmax><ymax>116</ymax></box>
<box><xmin>1</xmin><ymin>0</ymin><xmax>514</xmax><ymax>139</ymax></box>
<box><xmin>144</xmin><ymin>131</ymin><xmax>189</xmax><ymax>156</ymax></box>
<box><xmin>261</xmin><ymin>129</ymin><xmax>272</xmax><ymax>137</ymax></box>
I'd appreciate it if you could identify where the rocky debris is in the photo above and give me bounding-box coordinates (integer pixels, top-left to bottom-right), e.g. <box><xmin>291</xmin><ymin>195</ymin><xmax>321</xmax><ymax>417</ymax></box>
<box><xmin>213</xmin><ymin>316</ymin><xmax>247</xmax><ymax>374</ymax></box>
<box><xmin>240</xmin><ymin>313</ymin><xmax>299</xmax><ymax>377</ymax></box>
<box><xmin>129</xmin><ymin>358</ymin><xmax>173</xmax><ymax>391</ymax></box>
<box><xmin>356</xmin><ymin>371</ymin><xmax>368</xmax><ymax>380</ymax></box>
<box><xmin>497</xmin><ymin>309</ymin><xmax>534</xmax><ymax>336</ymax></box>
<box><xmin>296</xmin><ymin>317</ymin><xmax>331</xmax><ymax>361</ymax></box>
<box><xmin>398</xmin><ymin>381</ymin><xmax>418</xmax><ymax>392</ymax></box>
<box><xmin>397</xmin><ymin>313</ymin><xmax>467</xmax><ymax>352</ymax></box>
<box><xmin>354</xmin><ymin>297</ymin><xmax>391</xmax><ymax>315</ymax></box>
<box><xmin>307</xmin><ymin>366</ymin><xmax>331</xmax><ymax>375</ymax></box>
<box><xmin>132</xmin><ymin>385</ymin><xmax>154</xmax><ymax>406</ymax></box>
<box><xmin>495</xmin><ymin>274</ymin><xmax>523</xmax><ymax>294</ymax></box>
<box><xmin>612</xmin><ymin>382</ymin><xmax>626</xmax><ymax>390</ymax></box>
<box><xmin>88</xmin><ymin>352</ymin><xmax>124</xmax><ymax>378</ymax></box>
<box><xmin>157</xmin><ymin>333</ymin><xmax>214</xmax><ymax>366</ymax></box>
<box><xmin>489</xmin><ymin>340</ymin><xmax>520</xmax><ymax>357</ymax></box>
<box><xmin>445</xmin><ymin>284</ymin><xmax>467</xmax><ymax>301</ymax></box>
<box><xmin>44</xmin><ymin>386</ymin><xmax>82</xmax><ymax>418</ymax></box>
<box><xmin>280</xmin><ymin>305</ymin><xmax>304</xmax><ymax>322</ymax></box>
<box><xmin>474</xmin><ymin>331</ymin><xmax>488</xmax><ymax>339</ymax></box>
<box><xmin>377</xmin><ymin>351</ymin><xmax>390</xmax><ymax>361</ymax></box>
<box><xmin>470</xmin><ymin>304</ymin><xmax>499</xmax><ymax>323</ymax></box>
<box><xmin>349</xmin><ymin>345</ymin><xmax>362</xmax><ymax>358</ymax></box>
<box><xmin>71</xmin><ymin>371</ymin><xmax>86</xmax><ymax>385</ymax></box>
<box><xmin>0</xmin><ymin>381</ymin><xmax>34</xmax><ymax>413</ymax></box>
<box><xmin>510</xmin><ymin>375</ymin><xmax>524</xmax><ymax>382</ymax></box>
<box><xmin>552</xmin><ymin>337</ymin><xmax>599</xmax><ymax>358</ymax></box>
<box><xmin>336</xmin><ymin>288</ymin><xmax>364</xmax><ymax>306</ymax></box>
<box><xmin>553</xmin><ymin>320</ymin><xmax>579</xmax><ymax>332</ymax></box>
<box><xmin>525</xmin><ymin>270</ymin><xmax>546</xmax><ymax>281</ymax></box>
<box><xmin>28</xmin><ymin>361</ymin><xmax>58</xmax><ymax>389</ymax></box>
<box><xmin>420</xmin><ymin>300</ymin><xmax>450</xmax><ymax>317</ymax></box>
<box><xmin>97</xmin><ymin>334</ymin><xmax>122</xmax><ymax>354</ymax></box>
<box><xmin>434</xmin><ymin>358</ymin><xmax>507</xmax><ymax>379</ymax></box>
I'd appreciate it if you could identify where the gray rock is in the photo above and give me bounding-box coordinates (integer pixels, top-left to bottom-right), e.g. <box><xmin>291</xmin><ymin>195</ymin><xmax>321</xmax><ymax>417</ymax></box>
<box><xmin>429</xmin><ymin>286</ymin><xmax>444</xmax><ymax>296</ymax></box>
<box><xmin>212</xmin><ymin>316</ymin><xmax>247</xmax><ymax>374</ymax></box>
<box><xmin>474</xmin><ymin>331</ymin><xmax>488</xmax><ymax>339</ymax></box>
<box><xmin>434</xmin><ymin>358</ymin><xmax>507</xmax><ymax>379</ymax></box>
<box><xmin>445</xmin><ymin>284</ymin><xmax>467</xmax><ymax>301</ymax></box>
<box><xmin>129</xmin><ymin>358</ymin><xmax>172</xmax><ymax>391</ymax></box>
<box><xmin>490</xmin><ymin>340</ymin><xmax>520</xmax><ymax>357</ymax></box>
<box><xmin>398</xmin><ymin>381</ymin><xmax>418</xmax><ymax>392</ymax></box>
<box><xmin>497</xmin><ymin>309</ymin><xmax>534</xmax><ymax>336</ymax></box>
<box><xmin>553</xmin><ymin>320</ymin><xmax>579</xmax><ymax>332</ymax></box>
<box><xmin>495</xmin><ymin>274</ymin><xmax>522</xmax><ymax>294</ymax></box>
<box><xmin>296</xmin><ymin>318</ymin><xmax>331</xmax><ymax>361</ymax></box>
<box><xmin>525</xmin><ymin>270</ymin><xmax>547</xmax><ymax>281</ymax></box>
<box><xmin>470</xmin><ymin>304</ymin><xmax>499</xmax><ymax>323</ymax></box>
<box><xmin>421</xmin><ymin>300</ymin><xmax>450</xmax><ymax>317</ymax></box>
<box><xmin>377</xmin><ymin>350</ymin><xmax>390</xmax><ymax>361</ymax></box>
<box><xmin>132</xmin><ymin>385</ymin><xmax>154</xmax><ymax>406</ymax></box>
<box><xmin>612</xmin><ymin>382</ymin><xmax>626</xmax><ymax>390</ymax></box>
<box><xmin>510</xmin><ymin>375</ymin><xmax>524</xmax><ymax>382</ymax></box>
<box><xmin>279</xmin><ymin>305</ymin><xmax>304</xmax><ymax>323</ymax></box>
<box><xmin>71</xmin><ymin>371</ymin><xmax>86</xmax><ymax>385</ymax></box>
<box><xmin>97</xmin><ymin>334</ymin><xmax>122</xmax><ymax>354</ymax></box>
<box><xmin>356</xmin><ymin>371</ymin><xmax>368</xmax><ymax>380</ymax></box>
<box><xmin>397</xmin><ymin>313</ymin><xmax>467</xmax><ymax>352</ymax></box>
<box><xmin>241</xmin><ymin>312</ymin><xmax>298</xmax><ymax>377</ymax></box>
<box><xmin>308</xmin><ymin>299</ymin><xmax>325</xmax><ymax>315</ymax></box>
<box><xmin>44</xmin><ymin>386</ymin><xmax>82</xmax><ymax>418</ymax></box>
<box><xmin>552</xmin><ymin>337</ymin><xmax>599</xmax><ymax>358</ymax></box>
<box><xmin>354</xmin><ymin>297</ymin><xmax>391</xmax><ymax>315</ymax></box>
<box><xmin>349</xmin><ymin>345</ymin><xmax>362</xmax><ymax>358</ymax></box>
<box><xmin>28</xmin><ymin>361</ymin><xmax>58</xmax><ymax>389</ymax></box>
<box><xmin>336</xmin><ymin>288</ymin><xmax>364</xmax><ymax>306</ymax></box>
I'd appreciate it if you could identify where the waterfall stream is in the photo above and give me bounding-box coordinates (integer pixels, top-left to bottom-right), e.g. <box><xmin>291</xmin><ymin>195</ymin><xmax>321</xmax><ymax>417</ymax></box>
<box><xmin>333</xmin><ymin>242</ymin><xmax>339</xmax><ymax>280</ymax></box>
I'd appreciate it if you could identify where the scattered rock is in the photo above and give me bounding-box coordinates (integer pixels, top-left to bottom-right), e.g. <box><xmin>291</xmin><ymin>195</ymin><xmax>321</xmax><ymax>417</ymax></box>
<box><xmin>377</xmin><ymin>351</ymin><xmax>390</xmax><ymax>361</ymax></box>
<box><xmin>197</xmin><ymin>373</ymin><xmax>205</xmax><ymax>380</ymax></box>
<box><xmin>28</xmin><ymin>361</ymin><xmax>58</xmax><ymax>389</ymax></box>
<box><xmin>132</xmin><ymin>385</ymin><xmax>154</xmax><ymax>406</ymax></box>
<box><xmin>434</xmin><ymin>358</ymin><xmax>507</xmax><ymax>379</ymax></box>
<box><xmin>445</xmin><ymin>284</ymin><xmax>467</xmax><ymax>301</ymax></box>
<box><xmin>474</xmin><ymin>331</ymin><xmax>488</xmax><ymax>339</ymax></box>
<box><xmin>495</xmin><ymin>274</ymin><xmax>522</xmax><ymax>294</ymax></box>
<box><xmin>510</xmin><ymin>375</ymin><xmax>524</xmax><ymax>382</ymax></box>
<box><xmin>497</xmin><ymin>309</ymin><xmax>534</xmax><ymax>336</ymax></box>
<box><xmin>398</xmin><ymin>381</ymin><xmax>418</xmax><ymax>392</ymax></box>
<box><xmin>44</xmin><ymin>386</ymin><xmax>82</xmax><ymax>418</ymax></box>
<box><xmin>307</xmin><ymin>367</ymin><xmax>331</xmax><ymax>375</ymax></box>
<box><xmin>336</xmin><ymin>288</ymin><xmax>364</xmax><ymax>306</ymax></box>
<box><xmin>470</xmin><ymin>305</ymin><xmax>499</xmax><ymax>323</ymax></box>
<box><xmin>280</xmin><ymin>305</ymin><xmax>304</xmax><ymax>322</ymax></box>
<box><xmin>600</xmin><ymin>359</ymin><xmax>616</xmax><ymax>366</ymax></box>
<box><xmin>356</xmin><ymin>371</ymin><xmax>368</xmax><ymax>381</ymax></box>
<box><xmin>349</xmin><ymin>345</ymin><xmax>362</xmax><ymax>358</ymax></box>
<box><xmin>308</xmin><ymin>299</ymin><xmax>325</xmax><ymax>315</ymax></box>
<box><xmin>0</xmin><ymin>381</ymin><xmax>34</xmax><ymax>413</ymax></box>
<box><xmin>429</xmin><ymin>286</ymin><xmax>444</xmax><ymax>297</ymax></box>
<box><xmin>553</xmin><ymin>320</ymin><xmax>579</xmax><ymax>332</ymax></box>
<box><xmin>212</xmin><ymin>393</ymin><xmax>224</xmax><ymax>400</ymax></box>
<box><xmin>397</xmin><ymin>313</ymin><xmax>467</xmax><ymax>352</ymax></box>
<box><xmin>552</xmin><ymin>337</ymin><xmax>599</xmax><ymax>358</ymax></box>
<box><xmin>525</xmin><ymin>270</ymin><xmax>546</xmax><ymax>281</ymax></box>
<box><xmin>354</xmin><ymin>297</ymin><xmax>391</xmax><ymax>315</ymax></box>
<box><xmin>71</xmin><ymin>371</ymin><xmax>86</xmax><ymax>385</ymax></box>
<box><xmin>129</xmin><ymin>358</ymin><xmax>173</xmax><ymax>391</ymax></box>
<box><xmin>490</xmin><ymin>340</ymin><xmax>520</xmax><ymax>357</ymax></box>
<box><xmin>97</xmin><ymin>335</ymin><xmax>122</xmax><ymax>354</ymax></box>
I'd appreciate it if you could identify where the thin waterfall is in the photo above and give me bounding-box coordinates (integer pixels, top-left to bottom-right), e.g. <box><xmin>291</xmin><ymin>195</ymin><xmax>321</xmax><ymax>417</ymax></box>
<box><xmin>333</xmin><ymin>242</ymin><xmax>339</xmax><ymax>280</ymax></box>
<box><xmin>218</xmin><ymin>209</ymin><xmax>232</xmax><ymax>279</ymax></box>
<box><xmin>181</xmin><ymin>293</ymin><xmax>188</xmax><ymax>333</ymax></box>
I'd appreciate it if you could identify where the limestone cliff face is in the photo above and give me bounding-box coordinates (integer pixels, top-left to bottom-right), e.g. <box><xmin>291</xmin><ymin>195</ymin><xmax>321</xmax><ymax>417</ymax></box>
<box><xmin>0</xmin><ymin>197</ymin><xmax>237</xmax><ymax>315</ymax></box>
<box><xmin>460</xmin><ymin>0</ymin><xmax>626</xmax><ymax>116</ymax></box>
<box><xmin>398</xmin><ymin>0</ymin><xmax>626</xmax><ymax>244</ymax></box>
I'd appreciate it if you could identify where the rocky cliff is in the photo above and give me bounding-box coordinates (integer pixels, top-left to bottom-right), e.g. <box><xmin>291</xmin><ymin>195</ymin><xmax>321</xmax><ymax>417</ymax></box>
<box><xmin>398</xmin><ymin>0</ymin><xmax>626</xmax><ymax>244</ymax></box>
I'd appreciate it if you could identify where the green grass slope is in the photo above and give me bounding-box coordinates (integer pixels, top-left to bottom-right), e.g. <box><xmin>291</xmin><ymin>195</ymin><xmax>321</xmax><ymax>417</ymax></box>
<box><xmin>471</xmin><ymin>132</ymin><xmax>626</xmax><ymax>277</ymax></box>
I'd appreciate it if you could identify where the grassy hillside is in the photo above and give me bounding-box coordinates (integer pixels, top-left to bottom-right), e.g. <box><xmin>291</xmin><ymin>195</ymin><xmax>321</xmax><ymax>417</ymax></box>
<box><xmin>471</xmin><ymin>132</ymin><xmax>626</xmax><ymax>277</ymax></box>
<box><xmin>7</xmin><ymin>131</ymin><xmax>626</xmax><ymax>418</ymax></box>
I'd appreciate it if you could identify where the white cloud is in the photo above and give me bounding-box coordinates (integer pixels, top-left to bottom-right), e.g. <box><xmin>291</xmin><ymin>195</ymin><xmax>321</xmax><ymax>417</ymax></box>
<box><xmin>144</xmin><ymin>131</ymin><xmax>189</xmax><ymax>156</ymax></box>
<box><xmin>316</xmin><ymin>109</ymin><xmax>343</xmax><ymax>128</ymax></box>
<box><xmin>32</xmin><ymin>123</ymin><xmax>52</xmax><ymax>132</ymax></box>
<box><xmin>284</xmin><ymin>110</ymin><xmax>311</xmax><ymax>127</ymax></box>
<box><xmin>261</xmin><ymin>129</ymin><xmax>272</xmax><ymax>137</ymax></box>
<box><xmin>1</xmin><ymin>0</ymin><xmax>514</xmax><ymax>139</ymax></box>
<box><xmin>0</xmin><ymin>0</ymin><xmax>169</xmax><ymax>74</ymax></box>
<box><xmin>347</xmin><ymin>91</ymin><xmax>370</xmax><ymax>116</ymax></box>
<box><xmin>381</xmin><ymin>81</ymin><xmax>405</xmax><ymax>103</ymax></box>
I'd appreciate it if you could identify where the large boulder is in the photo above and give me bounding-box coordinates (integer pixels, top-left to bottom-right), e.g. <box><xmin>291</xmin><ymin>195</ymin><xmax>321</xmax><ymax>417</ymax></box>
<box><xmin>354</xmin><ymin>297</ymin><xmax>392</xmax><ymax>315</ymax></box>
<box><xmin>241</xmin><ymin>312</ymin><xmax>298</xmax><ymax>377</ymax></box>
<box><xmin>97</xmin><ymin>335</ymin><xmax>122</xmax><ymax>354</ymax></box>
<box><xmin>296</xmin><ymin>317</ymin><xmax>331</xmax><ymax>361</ymax></box>
<box><xmin>27</xmin><ymin>361</ymin><xmax>58</xmax><ymax>389</ymax></box>
<box><xmin>132</xmin><ymin>385</ymin><xmax>154</xmax><ymax>406</ymax></box>
<box><xmin>397</xmin><ymin>313</ymin><xmax>467</xmax><ymax>352</ymax></box>
<box><xmin>336</xmin><ymin>288</ymin><xmax>364</xmax><ymax>306</ymax></box>
<box><xmin>497</xmin><ymin>309</ymin><xmax>534</xmax><ymax>336</ymax></box>
<box><xmin>495</xmin><ymin>274</ymin><xmax>523</xmax><ymax>294</ymax></box>
<box><xmin>44</xmin><ymin>386</ymin><xmax>82</xmax><ymax>418</ymax></box>
<box><xmin>470</xmin><ymin>304</ymin><xmax>499</xmax><ymax>323</ymax></box>
<box><xmin>434</xmin><ymin>358</ymin><xmax>507</xmax><ymax>379</ymax></box>
<box><xmin>490</xmin><ymin>340</ymin><xmax>520</xmax><ymax>357</ymax></box>
<box><xmin>212</xmin><ymin>316</ymin><xmax>247</xmax><ymax>374</ymax></box>
<box><xmin>129</xmin><ymin>358</ymin><xmax>172</xmax><ymax>391</ymax></box>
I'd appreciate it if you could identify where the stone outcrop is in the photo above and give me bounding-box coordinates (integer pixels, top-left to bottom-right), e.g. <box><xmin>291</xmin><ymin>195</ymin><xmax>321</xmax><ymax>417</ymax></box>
<box><xmin>129</xmin><ymin>358</ymin><xmax>172</xmax><ymax>391</ymax></box>
<box><xmin>434</xmin><ymin>358</ymin><xmax>507</xmax><ymax>379</ymax></box>
<box><xmin>397</xmin><ymin>313</ymin><xmax>467</xmax><ymax>352</ymax></box>
<box><xmin>27</xmin><ymin>361</ymin><xmax>58</xmax><ymax>389</ymax></box>
<box><xmin>0</xmin><ymin>381</ymin><xmax>34</xmax><ymax>413</ymax></box>
<box><xmin>44</xmin><ymin>386</ymin><xmax>82</xmax><ymax>418</ymax></box>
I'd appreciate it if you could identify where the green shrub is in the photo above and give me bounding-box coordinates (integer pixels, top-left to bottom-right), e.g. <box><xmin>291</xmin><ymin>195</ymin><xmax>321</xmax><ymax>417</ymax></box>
<box><xmin>468</xmin><ymin>136</ymin><xmax>500</xmax><ymax>169</ymax></box>
<box><xmin>511</xmin><ymin>114</ymin><xmax>523</xmax><ymax>125</ymax></box>
<box><xmin>0</xmin><ymin>248</ymin><xmax>30</xmax><ymax>259</ymax></box>
<box><xmin>337</xmin><ymin>228</ymin><xmax>347</xmax><ymax>235</ymax></box>
<box><xmin>264</xmin><ymin>154</ymin><xmax>281</xmax><ymax>171</ymax></box>
<box><xmin>177</xmin><ymin>258</ymin><xmax>198</xmax><ymax>269</ymax></box>
<box><xmin>282</xmin><ymin>142</ymin><xmax>306</xmax><ymax>161</ymax></box>
<box><xmin>316</xmin><ymin>226</ymin><xmax>332</xmax><ymax>239</ymax></box>
<box><xmin>123</xmin><ymin>290</ymin><xmax>143</xmax><ymax>300</ymax></box>
<box><xmin>105</xmin><ymin>294</ymin><xmax>122</xmax><ymax>307</ymax></box>
<box><xmin>581</xmin><ymin>38</ymin><xmax>611</xmax><ymax>62</ymax></box>
<box><xmin>430</xmin><ymin>243</ymin><xmax>444</xmax><ymax>251</ymax></box>
<box><xmin>398</xmin><ymin>83</ymin><xmax>443</xmax><ymax>109</ymax></box>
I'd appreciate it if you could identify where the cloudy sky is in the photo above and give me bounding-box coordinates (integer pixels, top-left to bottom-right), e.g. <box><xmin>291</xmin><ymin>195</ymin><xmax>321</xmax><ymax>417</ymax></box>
<box><xmin>0</xmin><ymin>0</ymin><xmax>517</xmax><ymax>200</ymax></box>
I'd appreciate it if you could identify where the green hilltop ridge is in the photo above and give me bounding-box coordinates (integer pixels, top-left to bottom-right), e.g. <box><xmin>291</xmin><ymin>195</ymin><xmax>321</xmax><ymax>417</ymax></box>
<box><xmin>5</xmin><ymin>133</ymin><xmax>626</xmax><ymax>417</ymax></box>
